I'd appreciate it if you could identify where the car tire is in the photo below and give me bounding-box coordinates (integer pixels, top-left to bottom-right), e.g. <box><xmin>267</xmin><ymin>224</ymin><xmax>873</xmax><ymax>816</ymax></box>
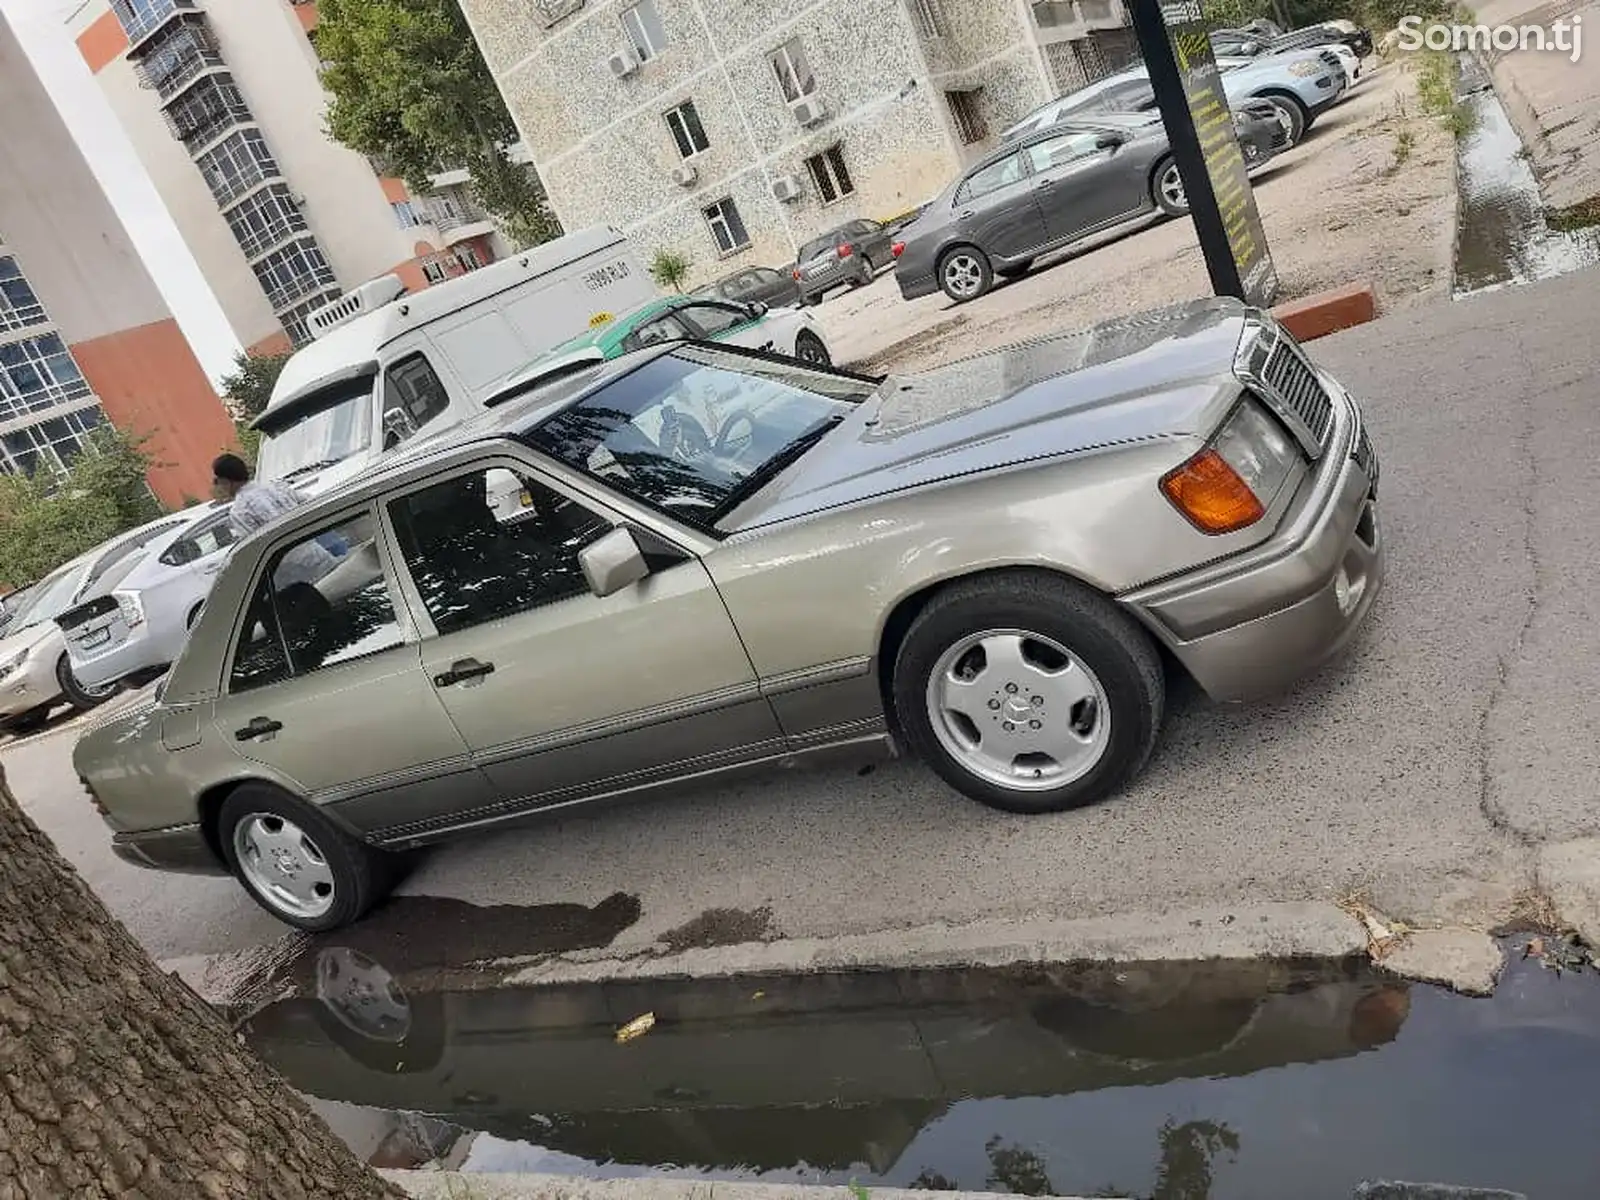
<box><xmin>891</xmin><ymin>570</ymin><xmax>1165</xmax><ymax>815</ymax></box>
<box><xmin>995</xmin><ymin>260</ymin><xmax>1035</xmax><ymax>280</ymax></box>
<box><xmin>219</xmin><ymin>783</ymin><xmax>392</xmax><ymax>932</ymax></box>
<box><xmin>2</xmin><ymin>707</ymin><xmax>51</xmax><ymax>737</ymax></box>
<box><xmin>794</xmin><ymin>329</ymin><xmax>832</xmax><ymax>367</ymax></box>
<box><xmin>1151</xmin><ymin>157</ymin><xmax>1191</xmax><ymax>217</ymax></box>
<box><xmin>56</xmin><ymin>654</ymin><xmax>115</xmax><ymax>713</ymax></box>
<box><xmin>938</xmin><ymin>245</ymin><xmax>993</xmax><ymax>303</ymax></box>
<box><xmin>1256</xmin><ymin>92</ymin><xmax>1307</xmax><ymax>146</ymax></box>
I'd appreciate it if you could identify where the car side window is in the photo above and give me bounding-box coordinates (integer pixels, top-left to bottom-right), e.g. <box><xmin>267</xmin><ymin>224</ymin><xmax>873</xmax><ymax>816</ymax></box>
<box><xmin>1024</xmin><ymin>131</ymin><xmax>1106</xmax><ymax>174</ymax></box>
<box><xmin>622</xmin><ymin>312</ymin><xmax>692</xmax><ymax>351</ymax></box>
<box><xmin>382</xmin><ymin>354</ymin><xmax>450</xmax><ymax>450</ymax></box>
<box><xmin>387</xmin><ymin>465</ymin><xmax>613</xmax><ymax>637</ymax></box>
<box><xmin>955</xmin><ymin>152</ymin><xmax>1026</xmax><ymax>204</ymax></box>
<box><xmin>679</xmin><ymin>303</ymin><xmax>749</xmax><ymax>337</ymax></box>
<box><xmin>227</xmin><ymin>512</ymin><xmax>404</xmax><ymax>693</ymax></box>
<box><xmin>849</xmin><ymin>219</ymin><xmax>880</xmax><ymax>236</ymax></box>
<box><xmin>161</xmin><ymin>517</ymin><xmax>238</xmax><ymax>567</ymax></box>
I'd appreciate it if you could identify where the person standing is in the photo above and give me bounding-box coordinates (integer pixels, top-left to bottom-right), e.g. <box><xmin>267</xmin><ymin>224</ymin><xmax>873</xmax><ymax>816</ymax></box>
<box><xmin>210</xmin><ymin>453</ymin><xmax>340</xmax><ymax>587</ymax></box>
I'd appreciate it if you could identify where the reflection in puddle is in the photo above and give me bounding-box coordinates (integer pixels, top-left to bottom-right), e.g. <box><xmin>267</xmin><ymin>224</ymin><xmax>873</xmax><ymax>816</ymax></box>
<box><xmin>242</xmin><ymin>952</ymin><xmax>1600</xmax><ymax>1196</ymax></box>
<box><xmin>1454</xmin><ymin>59</ymin><xmax>1600</xmax><ymax>296</ymax></box>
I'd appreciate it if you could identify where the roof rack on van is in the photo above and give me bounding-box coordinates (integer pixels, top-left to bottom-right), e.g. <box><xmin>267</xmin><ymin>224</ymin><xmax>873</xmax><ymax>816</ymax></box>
<box><xmin>307</xmin><ymin>276</ymin><xmax>408</xmax><ymax>340</ymax></box>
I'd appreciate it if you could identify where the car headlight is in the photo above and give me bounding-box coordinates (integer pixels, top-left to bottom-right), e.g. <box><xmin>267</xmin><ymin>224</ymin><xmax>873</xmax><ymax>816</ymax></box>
<box><xmin>1232</xmin><ymin>110</ymin><xmax>1248</xmax><ymax>130</ymax></box>
<box><xmin>0</xmin><ymin>649</ymin><xmax>27</xmax><ymax>680</ymax></box>
<box><xmin>1161</xmin><ymin>398</ymin><xmax>1301</xmax><ymax>534</ymax></box>
<box><xmin>114</xmin><ymin>590</ymin><xmax>145</xmax><ymax>629</ymax></box>
<box><xmin>1289</xmin><ymin>59</ymin><xmax>1322</xmax><ymax>77</ymax></box>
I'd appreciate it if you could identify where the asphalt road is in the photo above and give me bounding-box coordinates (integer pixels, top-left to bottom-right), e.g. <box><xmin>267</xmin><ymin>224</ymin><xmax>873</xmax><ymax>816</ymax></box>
<box><xmin>9</xmin><ymin>264</ymin><xmax>1599</xmax><ymax>981</ymax></box>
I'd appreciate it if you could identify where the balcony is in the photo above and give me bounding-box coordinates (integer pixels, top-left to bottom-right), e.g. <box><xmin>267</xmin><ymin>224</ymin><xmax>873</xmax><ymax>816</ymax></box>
<box><xmin>1031</xmin><ymin>0</ymin><xmax>1127</xmax><ymax>41</ymax></box>
<box><xmin>163</xmin><ymin>74</ymin><xmax>253</xmax><ymax>153</ymax></box>
<box><xmin>134</xmin><ymin>19</ymin><xmax>224</xmax><ymax>100</ymax></box>
<box><xmin>113</xmin><ymin>0</ymin><xmax>199</xmax><ymax>53</ymax></box>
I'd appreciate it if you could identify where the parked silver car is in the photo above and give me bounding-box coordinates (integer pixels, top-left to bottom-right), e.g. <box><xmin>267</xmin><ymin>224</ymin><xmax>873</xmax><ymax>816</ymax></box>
<box><xmin>896</xmin><ymin>110</ymin><xmax>1285</xmax><ymax>304</ymax></box>
<box><xmin>57</xmin><ymin>502</ymin><xmax>239</xmax><ymax>692</ymax></box>
<box><xmin>75</xmin><ymin>302</ymin><xmax>1383</xmax><ymax>930</ymax></box>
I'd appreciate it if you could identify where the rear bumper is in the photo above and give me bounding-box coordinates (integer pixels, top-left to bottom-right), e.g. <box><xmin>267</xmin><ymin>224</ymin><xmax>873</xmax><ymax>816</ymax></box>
<box><xmin>897</xmin><ymin>266</ymin><xmax>939</xmax><ymax>300</ymax></box>
<box><xmin>1121</xmin><ymin>374</ymin><xmax>1383</xmax><ymax>703</ymax></box>
<box><xmin>73</xmin><ymin>628</ymin><xmax>163</xmax><ymax>690</ymax></box>
<box><xmin>112</xmin><ymin>823</ymin><xmax>229</xmax><ymax>875</ymax></box>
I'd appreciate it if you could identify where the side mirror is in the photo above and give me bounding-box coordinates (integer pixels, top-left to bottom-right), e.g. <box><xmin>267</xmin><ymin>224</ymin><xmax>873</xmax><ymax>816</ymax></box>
<box><xmin>747</xmin><ymin>301</ymin><xmax>769</xmax><ymax>319</ymax></box>
<box><xmin>579</xmin><ymin>526</ymin><xmax>650</xmax><ymax>598</ymax></box>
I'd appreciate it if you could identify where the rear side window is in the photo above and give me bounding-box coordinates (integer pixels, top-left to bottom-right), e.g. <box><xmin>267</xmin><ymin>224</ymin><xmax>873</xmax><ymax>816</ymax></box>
<box><xmin>161</xmin><ymin>515</ymin><xmax>239</xmax><ymax>566</ymax></box>
<box><xmin>955</xmin><ymin>152</ymin><xmax>1026</xmax><ymax>204</ymax></box>
<box><xmin>382</xmin><ymin>354</ymin><xmax>450</xmax><ymax>449</ymax></box>
<box><xmin>798</xmin><ymin>235</ymin><xmax>834</xmax><ymax>262</ymax></box>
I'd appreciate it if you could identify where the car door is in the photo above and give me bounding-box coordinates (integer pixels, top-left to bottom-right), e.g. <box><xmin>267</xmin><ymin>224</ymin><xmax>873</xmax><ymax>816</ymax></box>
<box><xmin>211</xmin><ymin>506</ymin><xmax>496</xmax><ymax>835</ymax></box>
<box><xmin>677</xmin><ymin>301</ymin><xmax>773</xmax><ymax>352</ymax></box>
<box><xmin>1022</xmin><ymin>127</ymin><xmax>1146</xmax><ymax>242</ymax></box>
<box><xmin>949</xmin><ymin>149</ymin><xmax>1048</xmax><ymax>261</ymax></box>
<box><xmin>382</xmin><ymin>456</ymin><xmax>785</xmax><ymax>811</ymax></box>
<box><xmin>748</xmin><ymin>268</ymin><xmax>791</xmax><ymax>305</ymax></box>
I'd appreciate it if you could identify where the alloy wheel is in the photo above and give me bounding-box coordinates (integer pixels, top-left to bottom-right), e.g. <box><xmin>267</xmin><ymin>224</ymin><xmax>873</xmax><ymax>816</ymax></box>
<box><xmin>233</xmin><ymin>813</ymin><xmax>337</xmax><ymax>920</ymax></box>
<box><xmin>942</xmin><ymin>253</ymin><xmax>986</xmax><ymax>299</ymax></box>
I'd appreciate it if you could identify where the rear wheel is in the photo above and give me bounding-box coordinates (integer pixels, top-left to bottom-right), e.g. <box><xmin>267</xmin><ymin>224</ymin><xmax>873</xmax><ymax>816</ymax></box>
<box><xmin>56</xmin><ymin>654</ymin><xmax>116</xmax><ymax>712</ymax></box>
<box><xmin>2</xmin><ymin>707</ymin><xmax>51</xmax><ymax>737</ymax></box>
<box><xmin>891</xmin><ymin>571</ymin><xmax>1165</xmax><ymax>814</ymax></box>
<box><xmin>1151</xmin><ymin>157</ymin><xmax>1191</xmax><ymax>217</ymax></box>
<box><xmin>220</xmin><ymin>783</ymin><xmax>391</xmax><ymax>931</ymax></box>
<box><xmin>794</xmin><ymin>329</ymin><xmax>832</xmax><ymax>367</ymax></box>
<box><xmin>938</xmin><ymin>246</ymin><xmax>994</xmax><ymax>303</ymax></box>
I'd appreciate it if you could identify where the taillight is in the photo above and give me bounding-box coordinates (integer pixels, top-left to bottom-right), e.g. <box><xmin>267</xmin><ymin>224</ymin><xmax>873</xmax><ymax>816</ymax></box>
<box><xmin>891</xmin><ymin>241</ymin><xmax>905</xmax><ymax>258</ymax></box>
<box><xmin>838</xmin><ymin>242</ymin><xmax>854</xmax><ymax>258</ymax></box>
<box><xmin>792</xmin><ymin>268</ymin><xmax>801</xmax><ymax>280</ymax></box>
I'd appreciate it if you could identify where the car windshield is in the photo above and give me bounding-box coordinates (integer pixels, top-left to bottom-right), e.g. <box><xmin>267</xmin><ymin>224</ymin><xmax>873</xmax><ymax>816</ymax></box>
<box><xmin>255</xmin><ymin>376</ymin><xmax>376</xmax><ymax>482</ymax></box>
<box><xmin>798</xmin><ymin>235</ymin><xmax>837</xmax><ymax>262</ymax></box>
<box><xmin>525</xmin><ymin>345</ymin><xmax>875</xmax><ymax>528</ymax></box>
<box><xmin>9</xmin><ymin>562</ymin><xmax>88</xmax><ymax>632</ymax></box>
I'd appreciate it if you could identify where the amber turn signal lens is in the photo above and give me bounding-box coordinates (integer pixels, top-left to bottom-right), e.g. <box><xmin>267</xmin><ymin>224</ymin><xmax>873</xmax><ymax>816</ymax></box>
<box><xmin>1160</xmin><ymin>448</ymin><xmax>1265</xmax><ymax>534</ymax></box>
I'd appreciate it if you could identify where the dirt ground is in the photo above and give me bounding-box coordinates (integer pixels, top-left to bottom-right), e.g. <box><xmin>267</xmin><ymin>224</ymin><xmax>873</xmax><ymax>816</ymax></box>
<box><xmin>814</xmin><ymin>59</ymin><xmax>1458</xmax><ymax>375</ymax></box>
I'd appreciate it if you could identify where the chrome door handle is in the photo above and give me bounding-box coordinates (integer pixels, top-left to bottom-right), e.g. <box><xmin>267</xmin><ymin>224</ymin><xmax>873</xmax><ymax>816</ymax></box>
<box><xmin>234</xmin><ymin>716</ymin><xmax>283</xmax><ymax>742</ymax></box>
<box><xmin>958</xmin><ymin>210</ymin><xmax>974</xmax><ymax>220</ymax></box>
<box><xmin>434</xmin><ymin>657</ymin><xmax>496</xmax><ymax>688</ymax></box>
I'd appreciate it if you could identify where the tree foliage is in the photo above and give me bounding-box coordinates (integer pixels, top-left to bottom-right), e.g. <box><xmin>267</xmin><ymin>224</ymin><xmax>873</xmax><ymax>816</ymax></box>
<box><xmin>649</xmin><ymin>248</ymin><xmax>692</xmax><ymax>293</ymax></box>
<box><xmin>219</xmin><ymin>348</ymin><xmax>291</xmax><ymax>421</ymax></box>
<box><xmin>0</xmin><ymin>427</ymin><xmax>164</xmax><ymax>589</ymax></box>
<box><xmin>316</xmin><ymin>0</ymin><xmax>559</xmax><ymax>248</ymax></box>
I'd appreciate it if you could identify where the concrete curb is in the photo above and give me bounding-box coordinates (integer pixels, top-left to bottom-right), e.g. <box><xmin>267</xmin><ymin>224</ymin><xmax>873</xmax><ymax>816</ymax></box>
<box><xmin>382</xmin><ymin>1173</ymin><xmax>1094</xmax><ymax>1200</ymax></box>
<box><xmin>1271</xmin><ymin>282</ymin><xmax>1379</xmax><ymax>342</ymax></box>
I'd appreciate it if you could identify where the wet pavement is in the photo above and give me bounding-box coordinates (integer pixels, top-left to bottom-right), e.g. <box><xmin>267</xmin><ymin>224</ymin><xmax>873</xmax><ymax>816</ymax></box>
<box><xmin>1454</xmin><ymin>54</ymin><xmax>1600</xmax><ymax>296</ymax></box>
<box><xmin>244</xmin><ymin>946</ymin><xmax>1600</xmax><ymax>1197</ymax></box>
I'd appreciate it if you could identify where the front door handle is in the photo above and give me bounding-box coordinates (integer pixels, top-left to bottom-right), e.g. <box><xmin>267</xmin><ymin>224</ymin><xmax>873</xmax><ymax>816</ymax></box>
<box><xmin>235</xmin><ymin>716</ymin><xmax>283</xmax><ymax>742</ymax></box>
<box><xmin>434</xmin><ymin>657</ymin><xmax>496</xmax><ymax>688</ymax></box>
<box><xmin>958</xmin><ymin>210</ymin><xmax>975</xmax><ymax>220</ymax></box>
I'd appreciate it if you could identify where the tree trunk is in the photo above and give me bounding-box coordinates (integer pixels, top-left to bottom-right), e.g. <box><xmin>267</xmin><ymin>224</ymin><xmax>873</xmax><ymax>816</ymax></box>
<box><xmin>0</xmin><ymin>761</ymin><xmax>407</xmax><ymax>1200</ymax></box>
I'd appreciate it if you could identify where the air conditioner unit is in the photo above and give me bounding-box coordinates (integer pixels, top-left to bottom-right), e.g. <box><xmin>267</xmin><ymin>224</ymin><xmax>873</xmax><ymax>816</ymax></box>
<box><xmin>770</xmin><ymin>174</ymin><xmax>803</xmax><ymax>203</ymax></box>
<box><xmin>790</xmin><ymin>95</ymin><xmax>829</xmax><ymax>127</ymax></box>
<box><xmin>670</xmin><ymin>163</ymin><xmax>698</xmax><ymax>187</ymax></box>
<box><xmin>607</xmin><ymin>47</ymin><xmax>640</xmax><ymax>78</ymax></box>
<box><xmin>306</xmin><ymin>275</ymin><xmax>407</xmax><ymax>339</ymax></box>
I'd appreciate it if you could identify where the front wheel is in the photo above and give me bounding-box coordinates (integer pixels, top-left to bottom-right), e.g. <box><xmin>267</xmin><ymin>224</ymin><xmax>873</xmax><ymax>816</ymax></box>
<box><xmin>794</xmin><ymin>329</ymin><xmax>832</xmax><ymax>367</ymax></box>
<box><xmin>938</xmin><ymin>246</ymin><xmax>993</xmax><ymax>303</ymax></box>
<box><xmin>220</xmin><ymin>784</ymin><xmax>391</xmax><ymax>931</ymax></box>
<box><xmin>56</xmin><ymin>654</ymin><xmax>115</xmax><ymax>712</ymax></box>
<box><xmin>1152</xmin><ymin>158</ymin><xmax>1191</xmax><ymax>217</ymax></box>
<box><xmin>892</xmin><ymin>571</ymin><xmax>1164</xmax><ymax>814</ymax></box>
<box><xmin>1257</xmin><ymin>93</ymin><xmax>1307</xmax><ymax>146</ymax></box>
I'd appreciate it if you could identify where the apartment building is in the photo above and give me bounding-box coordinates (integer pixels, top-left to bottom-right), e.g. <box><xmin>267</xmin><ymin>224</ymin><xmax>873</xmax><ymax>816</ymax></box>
<box><xmin>457</xmin><ymin>0</ymin><xmax>1137</xmax><ymax>286</ymax></box>
<box><xmin>1</xmin><ymin>12</ymin><xmax>234</xmax><ymax>506</ymax></box>
<box><xmin>69</xmin><ymin>0</ymin><xmax>511</xmax><ymax>354</ymax></box>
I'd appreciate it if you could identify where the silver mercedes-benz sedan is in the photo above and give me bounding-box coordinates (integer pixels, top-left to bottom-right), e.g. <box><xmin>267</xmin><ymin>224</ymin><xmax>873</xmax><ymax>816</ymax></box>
<box><xmin>74</xmin><ymin>300</ymin><xmax>1383</xmax><ymax>930</ymax></box>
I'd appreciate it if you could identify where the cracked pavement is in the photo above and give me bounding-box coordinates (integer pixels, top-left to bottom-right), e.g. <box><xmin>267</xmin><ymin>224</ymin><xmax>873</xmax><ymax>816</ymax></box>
<box><xmin>6</xmin><ymin>266</ymin><xmax>1600</xmax><ymax>985</ymax></box>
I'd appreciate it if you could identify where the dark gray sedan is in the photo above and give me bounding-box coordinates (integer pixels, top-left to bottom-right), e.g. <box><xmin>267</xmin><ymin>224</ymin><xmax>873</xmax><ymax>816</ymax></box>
<box><xmin>693</xmin><ymin>265</ymin><xmax>802</xmax><ymax>309</ymax></box>
<box><xmin>897</xmin><ymin>111</ymin><xmax>1283</xmax><ymax>304</ymax></box>
<box><xmin>793</xmin><ymin>218</ymin><xmax>896</xmax><ymax>305</ymax></box>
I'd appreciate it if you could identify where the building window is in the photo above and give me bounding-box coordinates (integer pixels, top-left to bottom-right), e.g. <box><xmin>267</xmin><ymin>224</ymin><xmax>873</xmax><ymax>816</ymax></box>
<box><xmin>703</xmin><ymin>197</ymin><xmax>749</xmax><ymax>255</ymax></box>
<box><xmin>946</xmin><ymin>88</ymin><xmax>988</xmax><ymax>144</ymax></box>
<box><xmin>110</xmin><ymin>0</ymin><xmax>188</xmax><ymax>43</ymax></box>
<box><xmin>0</xmin><ymin>258</ymin><xmax>48</xmax><ymax>332</ymax></box>
<box><xmin>0</xmin><ymin>334</ymin><xmax>92</xmax><ymax>422</ymax></box>
<box><xmin>0</xmin><ymin>405</ymin><xmax>106</xmax><ymax>478</ymax></box>
<box><xmin>908</xmin><ymin>0</ymin><xmax>947</xmax><ymax>38</ymax></box>
<box><xmin>769</xmin><ymin>39</ymin><xmax>816</xmax><ymax>103</ymax></box>
<box><xmin>196</xmin><ymin>129</ymin><xmax>281</xmax><ymax>207</ymax></box>
<box><xmin>251</xmin><ymin>237</ymin><xmax>337</xmax><ymax>312</ymax></box>
<box><xmin>420</xmin><ymin>257</ymin><xmax>452</xmax><ymax>285</ymax></box>
<box><xmin>392</xmin><ymin>201</ymin><xmax>423</xmax><ymax>229</ymax></box>
<box><xmin>620</xmin><ymin>0</ymin><xmax>667</xmax><ymax>61</ymax></box>
<box><xmin>165</xmin><ymin>73</ymin><xmax>251</xmax><ymax>151</ymax></box>
<box><xmin>225</xmin><ymin>185</ymin><xmax>308</xmax><ymax>260</ymax></box>
<box><xmin>135</xmin><ymin>20</ymin><xmax>222</xmax><ymax>97</ymax></box>
<box><xmin>805</xmin><ymin>146</ymin><xmax>854</xmax><ymax>204</ymax></box>
<box><xmin>665</xmin><ymin>100</ymin><xmax>709</xmax><ymax>158</ymax></box>
<box><xmin>454</xmin><ymin>244</ymin><xmax>486</xmax><ymax>272</ymax></box>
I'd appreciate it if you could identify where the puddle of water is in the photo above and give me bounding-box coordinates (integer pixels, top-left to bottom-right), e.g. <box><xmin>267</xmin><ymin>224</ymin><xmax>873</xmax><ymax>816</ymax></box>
<box><xmin>243</xmin><ymin>949</ymin><xmax>1600</xmax><ymax>1196</ymax></box>
<box><xmin>1453</xmin><ymin>57</ymin><xmax>1600</xmax><ymax>296</ymax></box>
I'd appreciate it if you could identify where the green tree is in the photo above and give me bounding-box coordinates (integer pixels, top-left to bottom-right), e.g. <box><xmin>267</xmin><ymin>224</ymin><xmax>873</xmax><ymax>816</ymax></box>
<box><xmin>315</xmin><ymin>0</ymin><xmax>558</xmax><ymax>248</ymax></box>
<box><xmin>219</xmin><ymin>348</ymin><xmax>292</xmax><ymax>421</ymax></box>
<box><xmin>1150</xmin><ymin>1119</ymin><xmax>1240</xmax><ymax>1200</ymax></box>
<box><xmin>0</xmin><ymin>427</ymin><xmax>164</xmax><ymax>589</ymax></box>
<box><xmin>650</xmin><ymin>247</ymin><xmax>692</xmax><ymax>293</ymax></box>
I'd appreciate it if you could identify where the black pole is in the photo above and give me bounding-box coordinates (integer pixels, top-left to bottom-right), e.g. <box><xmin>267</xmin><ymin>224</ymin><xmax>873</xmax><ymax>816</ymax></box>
<box><xmin>1126</xmin><ymin>0</ymin><xmax>1279</xmax><ymax>307</ymax></box>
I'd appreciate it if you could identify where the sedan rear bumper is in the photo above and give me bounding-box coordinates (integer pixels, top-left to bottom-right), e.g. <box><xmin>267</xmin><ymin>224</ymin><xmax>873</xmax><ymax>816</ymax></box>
<box><xmin>112</xmin><ymin>823</ymin><xmax>229</xmax><ymax>875</ymax></box>
<box><xmin>1121</xmin><ymin>375</ymin><xmax>1383</xmax><ymax>703</ymax></box>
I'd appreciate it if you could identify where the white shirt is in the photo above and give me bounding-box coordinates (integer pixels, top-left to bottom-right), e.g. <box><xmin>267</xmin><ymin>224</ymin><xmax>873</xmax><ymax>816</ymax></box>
<box><xmin>233</xmin><ymin>479</ymin><xmax>340</xmax><ymax>590</ymax></box>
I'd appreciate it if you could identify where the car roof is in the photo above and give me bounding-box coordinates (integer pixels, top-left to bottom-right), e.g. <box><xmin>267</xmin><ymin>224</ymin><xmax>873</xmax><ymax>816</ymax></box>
<box><xmin>540</xmin><ymin>296</ymin><xmax>689</xmax><ymax>360</ymax></box>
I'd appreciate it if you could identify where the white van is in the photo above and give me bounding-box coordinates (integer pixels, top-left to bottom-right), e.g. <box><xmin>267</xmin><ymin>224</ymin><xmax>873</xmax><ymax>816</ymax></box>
<box><xmin>250</xmin><ymin>226</ymin><xmax>655</xmax><ymax>497</ymax></box>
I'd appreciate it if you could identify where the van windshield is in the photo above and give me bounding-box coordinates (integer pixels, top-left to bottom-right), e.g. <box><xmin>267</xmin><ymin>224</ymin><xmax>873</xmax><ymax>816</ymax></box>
<box><xmin>255</xmin><ymin>377</ymin><xmax>376</xmax><ymax>483</ymax></box>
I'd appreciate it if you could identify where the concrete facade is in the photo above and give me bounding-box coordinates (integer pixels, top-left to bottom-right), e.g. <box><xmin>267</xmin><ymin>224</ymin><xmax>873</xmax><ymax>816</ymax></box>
<box><xmin>460</xmin><ymin>0</ymin><xmax>1134</xmax><ymax>286</ymax></box>
<box><xmin>69</xmin><ymin>0</ymin><xmax>511</xmax><ymax>353</ymax></box>
<box><xmin>0</xmin><ymin>11</ymin><xmax>235</xmax><ymax>506</ymax></box>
